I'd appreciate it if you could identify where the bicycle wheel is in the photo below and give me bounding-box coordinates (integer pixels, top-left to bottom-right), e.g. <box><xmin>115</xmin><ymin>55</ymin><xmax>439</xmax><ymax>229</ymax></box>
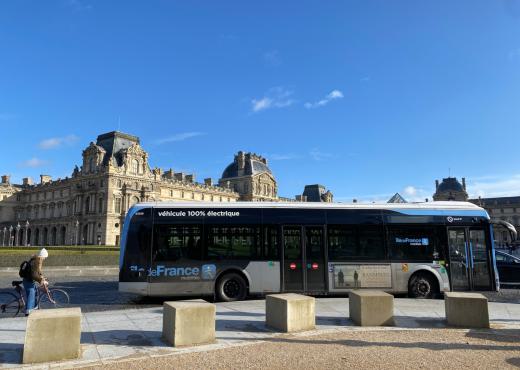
<box><xmin>38</xmin><ymin>289</ymin><xmax>70</xmax><ymax>309</ymax></box>
<box><xmin>0</xmin><ymin>292</ymin><xmax>21</xmax><ymax>318</ymax></box>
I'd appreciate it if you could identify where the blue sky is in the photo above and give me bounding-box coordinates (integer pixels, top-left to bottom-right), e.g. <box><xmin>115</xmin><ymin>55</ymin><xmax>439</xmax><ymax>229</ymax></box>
<box><xmin>1</xmin><ymin>0</ymin><xmax>520</xmax><ymax>202</ymax></box>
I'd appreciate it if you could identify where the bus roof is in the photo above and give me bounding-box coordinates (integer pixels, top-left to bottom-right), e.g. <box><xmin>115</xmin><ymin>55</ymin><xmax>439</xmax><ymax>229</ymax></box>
<box><xmin>133</xmin><ymin>200</ymin><xmax>484</xmax><ymax>212</ymax></box>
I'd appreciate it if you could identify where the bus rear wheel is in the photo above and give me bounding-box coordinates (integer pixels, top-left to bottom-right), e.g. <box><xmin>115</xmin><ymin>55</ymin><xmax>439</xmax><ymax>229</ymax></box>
<box><xmin>216</xmin><ymin>273</ymin><xmax>247</xmax><ymax>302</ymax></box>
<box><xmin>409</xmin><ymin>273</ymin><xmax>438</xmax><ymax>299</ymax></box>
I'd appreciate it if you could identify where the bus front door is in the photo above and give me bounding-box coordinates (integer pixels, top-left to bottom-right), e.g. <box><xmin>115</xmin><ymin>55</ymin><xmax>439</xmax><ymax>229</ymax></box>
<box><xmin>448</xmin><ymin>227</ymin><xmax>492</xmax><ymax>291</ymax></box>
<box><xmin>282</xmin><ymin>226</ymin><xmax>326</xmax><ymax>293</ymax></box>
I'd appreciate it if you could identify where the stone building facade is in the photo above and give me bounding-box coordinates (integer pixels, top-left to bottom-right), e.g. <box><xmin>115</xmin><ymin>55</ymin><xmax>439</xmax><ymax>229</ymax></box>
<box><xmin>219</xmin><ymin>152</ymin><xmax>278</xmax><ymax>202</ymax></box>
<box><xmin>432</xmin><ymin>177</ymin><xmax>469</xmax><ymax>201</ymax></box>
<box><xmin>0</xmin><ymin>131</ymin><xmax>334</xmax><ymax>246</ymax></box>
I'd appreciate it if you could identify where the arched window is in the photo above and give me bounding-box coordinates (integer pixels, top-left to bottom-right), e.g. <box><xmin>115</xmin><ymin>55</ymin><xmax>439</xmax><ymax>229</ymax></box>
<box><xmin>131</xmin><ymin>159</ymin><xmax>139</xmax><ymax>174</ymax></box>
<box><xmin>130</xmin><ymin>196</ymin><xmax>139</xmax><ymax>207</ymax></box>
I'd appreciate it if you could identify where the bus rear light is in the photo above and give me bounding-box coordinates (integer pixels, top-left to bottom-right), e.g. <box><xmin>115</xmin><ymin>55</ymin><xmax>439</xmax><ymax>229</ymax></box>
<box><xmin>289</xmin><ymin>263</ymin><xmax>297</xmax><ymax>270</ymax></box>
<box><xmin>312</xmin><ymin>263</ymin><xmax>319</xmax><ymax>270</ymax></box>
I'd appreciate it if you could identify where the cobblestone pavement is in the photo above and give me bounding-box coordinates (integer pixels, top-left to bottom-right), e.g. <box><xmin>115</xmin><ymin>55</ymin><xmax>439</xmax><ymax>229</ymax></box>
<box><xmin>84</xmin><ymin>328</ymin><xmax>520</xmax><ymax>370</ymax></box>
<box><xmin>1</xmin><ymin>298</ymin><xmax>519</xmax><ymax>369</ymax></box>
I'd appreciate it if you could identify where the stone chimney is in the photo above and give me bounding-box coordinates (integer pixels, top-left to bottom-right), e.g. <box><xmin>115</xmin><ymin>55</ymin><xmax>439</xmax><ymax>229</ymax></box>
<box><xmin>462</xmin><ymin>177</ymin><xmax>466</xmax><ymax>191</ymax></box>
<box><xmin>174</xmin><ymin>173</ymin><xmax>185</xmax><ymax>182</ymax></box>
<box><xmin>22</xmin><ymin>177</ymin><xmax>33</xmax><ymax>186</ymax></box>
<box><xmin>1</xmin><ymin>175</ymin><xmax>10</xmax><ymax>184</ymax></box>
<box><xmin>204</xmin><ymin>178</ymin><xmax>213</xmax><ymax>186</ymax></box>
<box><xmin>236</xmin><ymin>151</ymin><xmax>245</xmax><ymax>170</ymax></box>
<box><xmin>40</xmin><ymin>175</ymin><xmax>51</xmax><ymax>184</ymax></box>
<box><xmin>435</xmin><ymin>180</ymin><xmax>439</xmax><ymax>190</ymax></box>
<box><xmin>185</xmin><ymin>174</ymin><xmax>195</xmax><ymax>183</ymax></box>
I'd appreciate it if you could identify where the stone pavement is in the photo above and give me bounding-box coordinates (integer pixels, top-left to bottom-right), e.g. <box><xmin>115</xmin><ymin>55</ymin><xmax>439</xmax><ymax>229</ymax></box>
<box><xmin>1</xmin><ymin>298</ymin><xmax>519</xmax><ymax>369</ymax></box>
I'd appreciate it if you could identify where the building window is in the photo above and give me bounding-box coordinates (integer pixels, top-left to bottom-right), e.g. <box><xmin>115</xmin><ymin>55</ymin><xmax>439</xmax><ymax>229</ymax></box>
<box><xmin>202</xmin><ymin>194</ymin><xmax>205</xmax><ymax>200</ymax></box>
<box><xmin>117</xmin><ymin>179</ymin><xmax>122</xmax><ymax>188</ymax></box>
<box><xmin>170</xmin><ymin>190</ymin><xmax>173</xmax><ymax>197</ymax></box>
<box><xmin>131</xmin><ymin>159</ymin><xmax>139</xmax><ymax>174</ymax></box>
<box><xmin>191</xmin><ymin>192</ymin><xmax>195</xmax><ymax>199</ymax></box>
<box><xmin>99</xmin><ymin>198</ymin><xmax>103</xmax><ymax>214</ymax></box>
<box><xmin>115</xmin><ymin>198</ymin><xmax>122</xmax><ymax>214</ymax></box>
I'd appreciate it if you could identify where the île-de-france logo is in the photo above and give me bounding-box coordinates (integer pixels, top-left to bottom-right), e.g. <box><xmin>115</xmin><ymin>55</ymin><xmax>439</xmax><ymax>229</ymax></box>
<box><xmin>447</xmin><ymin>216</ymin><xmax>454</xmax><ymax>223</ymax></box>
<box><xmin>201</xmin><ymin>264</ymin><xmax>217</xmax><ymax>280</ymax></box>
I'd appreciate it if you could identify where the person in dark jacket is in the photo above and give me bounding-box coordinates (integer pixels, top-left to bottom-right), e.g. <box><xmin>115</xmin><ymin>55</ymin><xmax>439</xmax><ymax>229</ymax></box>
<box><xmin>22</xmin><ymin>248</ymin><xmax>48</xmax><ymax>316</ymax></box>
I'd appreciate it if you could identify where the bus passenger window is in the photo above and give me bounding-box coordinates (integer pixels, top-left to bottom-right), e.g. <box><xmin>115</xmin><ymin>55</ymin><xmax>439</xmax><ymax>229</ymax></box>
<box><xmin>206</xmin><ymin>226</ymin><xmax>261</xmax><ymax>260</ymax></box>
<box><xmin>387</xmin><ymin>226</ymin><xmax>436</xmax><ymax>261</ymax></box>
<box><xmin>327</xmin><ymin>225</ymin><xmax>385</xmax><ymax>260</ymax></box>
<box><xmin>153</xmin><ymin>225</ymin><xmax>202</xmax><ymax>262</ymax></box>
<box><xmin>263</xmin><ymin>226</ymin><xmax>279</xmax><ymax>260</ymax></box>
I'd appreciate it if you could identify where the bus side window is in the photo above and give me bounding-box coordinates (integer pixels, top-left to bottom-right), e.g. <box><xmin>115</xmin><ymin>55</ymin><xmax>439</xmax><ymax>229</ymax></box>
<box><xmin>153</xmin><ymin>225</ymin><xmax>202</xmax><ymax>262</ymax></box>
<box><xmin>263</xmin><ymin>226</ymin><xmax>279</xmax><ymax>260</ymax></box>
<box><xmin>387</xmin><ymin>226</ymin><xmax>436</xmax><ymax>261</ymax></box>
<box><xmin>358</xmin><ymin>226</ymin><xmax>385</xmax><ymax>260</ymax></box>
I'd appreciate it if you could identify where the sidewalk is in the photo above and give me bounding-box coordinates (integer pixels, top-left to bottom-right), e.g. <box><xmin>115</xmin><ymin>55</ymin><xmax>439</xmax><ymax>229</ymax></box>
<box><xmin>1</xmin><ymin>298</ymin><xmax>520</xmax><ymax>369</ymax></box>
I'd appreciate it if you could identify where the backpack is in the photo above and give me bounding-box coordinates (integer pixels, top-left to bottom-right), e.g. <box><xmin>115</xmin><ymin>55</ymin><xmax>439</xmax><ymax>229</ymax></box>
<box><xmin>19</xmin><ymin>260</ymin><xmax>32</xmax><ymax>279</ymax></box>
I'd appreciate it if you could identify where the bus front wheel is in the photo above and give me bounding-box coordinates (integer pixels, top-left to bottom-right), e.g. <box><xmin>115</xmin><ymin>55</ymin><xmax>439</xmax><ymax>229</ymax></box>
<box><xmin>216</xmin><ymin>273</ymin><xmax>248</xmax><ymax>302</ymax></box>
<box><xmin>408</xmin><ymin>272</ymin><xmax>438</xmax><ymax>299</ymax></box>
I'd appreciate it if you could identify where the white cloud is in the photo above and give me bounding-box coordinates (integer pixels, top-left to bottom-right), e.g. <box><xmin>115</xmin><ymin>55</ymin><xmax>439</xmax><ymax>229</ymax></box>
<box><xmin>309</xmin><ymin>148</ymin><xmax>333</xmax><ymax>161</ymax></box>
<box><xmin>67</xmin><ymin>0</ymin><xmax>92</xmax><ymax>11</ymax></box>
<box><xmin>263</xmin><ymin>50</ymin><xmax>281</xmax><ymax>67</ymax></box>
<box><xmin>267</xmin><ymin>153</ymin><xmax>300</xmax><ymax>161</ymax></box>
<box><xmin>467</xmin><ymin>174</ymin><xmax>520</xmax><ymax>198</ymax></box>
<box><xmin>305</xmin><ymin>89</ymin><xmax>344</xmax><ymax>109</ymax></box>
<box><xmin>20</xmin><ymin>158</ymin><xmax>48</xmax><ymax>168</ymax></box>
<box><xmin>39</xmin><ymin>134</ymin><xmax>79</xmax><ymax>149</ymax></box>
<box><xmin>251</xmin><ymin>87</ymin><xmax>295</xmax><ymax>113</ymax></box>
<box><xmin>156</xmin><ymin>132</ymin><xmax>206</xmax><ymax>145</ymax></box>
<box><xmin>404</xmin><ymin>186</ymin><xmax>417</xmax><ymax>197</ymax></box>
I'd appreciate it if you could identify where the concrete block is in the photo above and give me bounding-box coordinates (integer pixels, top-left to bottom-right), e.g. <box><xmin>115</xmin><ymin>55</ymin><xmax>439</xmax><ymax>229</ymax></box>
<box><xmin>445</xmin><ymin>292</ymin><xmax>489</xmax><ymax>328</ymax></box>
<box><xmin>162</xmin><ymin>301</ymin><xmax>216</xmax><ymax>347</ymax></box>
<box><xmin>349</xmin><ymin>290</ymin><xmax>394</xmax><ymax>326</ymax></box>
<box><xmin>23</xmin><ymin>307</ymin><xmax>82</xmax><ymax>364</ymax></box>
<box><xmin>266</xmin><ymin>293</ymin><xmax>315</xmax><ymax>332</ymax></box>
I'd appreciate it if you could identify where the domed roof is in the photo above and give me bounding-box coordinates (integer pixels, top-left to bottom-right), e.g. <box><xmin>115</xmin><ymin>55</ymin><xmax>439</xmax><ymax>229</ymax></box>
<box><xmin>437</xmin><ymin>177</ymin><xmax>464</xmax><ymax>193</ymax></box>
<box><xmin>221</xmin><ymin>152</ymin><xmax>272</xmax><ymax>179</ymax></box>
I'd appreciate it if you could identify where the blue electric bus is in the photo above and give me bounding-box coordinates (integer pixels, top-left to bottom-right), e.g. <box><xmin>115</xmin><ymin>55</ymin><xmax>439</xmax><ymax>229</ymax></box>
<box><xmin>119</xmin><ymin>201</ymin><xmax>507</xmax><ymax>301</ymax></box>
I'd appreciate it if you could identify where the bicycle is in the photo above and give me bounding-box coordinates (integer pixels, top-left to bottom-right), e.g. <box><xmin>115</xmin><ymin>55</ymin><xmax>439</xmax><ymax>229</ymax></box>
<box><xmin>0</xmin><ymin>280</ymin><xmax>70</xmax><ymax>318</ymax></box>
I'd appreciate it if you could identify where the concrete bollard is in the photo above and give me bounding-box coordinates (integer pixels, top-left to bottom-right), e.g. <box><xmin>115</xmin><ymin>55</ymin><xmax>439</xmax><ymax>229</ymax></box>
<box><xmin>349</xmin><ymin>290</ymin><xmax>394</xmax><ymax>326</ymax></box>
<box><xmin>266</xmin><ymin>293</ymin><xmax>315</xmax><ymax>332</ymax></box>
<box><xmin>162</xmin><ymin>301</ymin><xmax>216</xmax><ymax>347</ymax></box>
<box><xmin>23</xmin><ymin>307</ymin><xmax>82</xmax><ymax>364</ymax></box>
<box><xmin>445</xmin><ymin>292</ymin><xmax>489</xmax><ymax>328</ymax></box>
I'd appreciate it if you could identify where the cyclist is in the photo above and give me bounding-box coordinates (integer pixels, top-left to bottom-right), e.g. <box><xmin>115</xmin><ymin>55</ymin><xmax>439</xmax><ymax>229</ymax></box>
<box><xmin>22</xmin><ymin>248</ymin><xmax>48</xmax><ymax>316</ymax></box>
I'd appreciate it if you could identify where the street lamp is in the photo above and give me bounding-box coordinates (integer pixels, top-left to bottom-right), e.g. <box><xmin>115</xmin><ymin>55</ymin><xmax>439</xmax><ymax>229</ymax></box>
<box><xmin>25</xmin><ymin>220</ymin><xmax>30</xmax><ymax>246</ymax></box>
<box><xmin>8</xmin><ymin>225</ymin><xmax>13</xmax><ymax>246</ymax></box>
<box><xmin>75</xmin><ymin>220</ymin><xmax>79</xmax><ymax>246</ymax></box>
<box><xmin>16</xmin><ymin>222</ymin><xmax>21</xmax><ymax>247</ymax></box>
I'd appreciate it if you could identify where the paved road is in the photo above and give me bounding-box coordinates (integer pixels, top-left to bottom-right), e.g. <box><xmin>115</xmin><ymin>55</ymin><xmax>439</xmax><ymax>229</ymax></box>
<box><xmin>0</xmin><ymin>275</ymin><xmax>155</xmax><ymax>312</ymax></box>
<box><xmin>1</xmin><ymin>275</ymin><xmax>519</xmax><ymax>313</ymax></box>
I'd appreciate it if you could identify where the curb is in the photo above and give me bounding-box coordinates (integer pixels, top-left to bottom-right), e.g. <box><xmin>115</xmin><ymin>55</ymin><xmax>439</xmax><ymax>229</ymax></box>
<box><xmin>0</xmin><ymin>265</ymin><xmax>119</xmax><ymax>278</ymax></box>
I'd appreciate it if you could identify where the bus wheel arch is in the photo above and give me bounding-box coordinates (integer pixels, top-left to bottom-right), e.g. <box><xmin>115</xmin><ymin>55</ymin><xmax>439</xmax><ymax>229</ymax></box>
<box><xmin>215</xmin><ymin>269</ymin><xmax>250</xmax><ymax>302</ymax></box>
<box><xmin>408</xmin><ymin>270</ymin><xmax>440</xmax><ymax>299</ymax></box>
